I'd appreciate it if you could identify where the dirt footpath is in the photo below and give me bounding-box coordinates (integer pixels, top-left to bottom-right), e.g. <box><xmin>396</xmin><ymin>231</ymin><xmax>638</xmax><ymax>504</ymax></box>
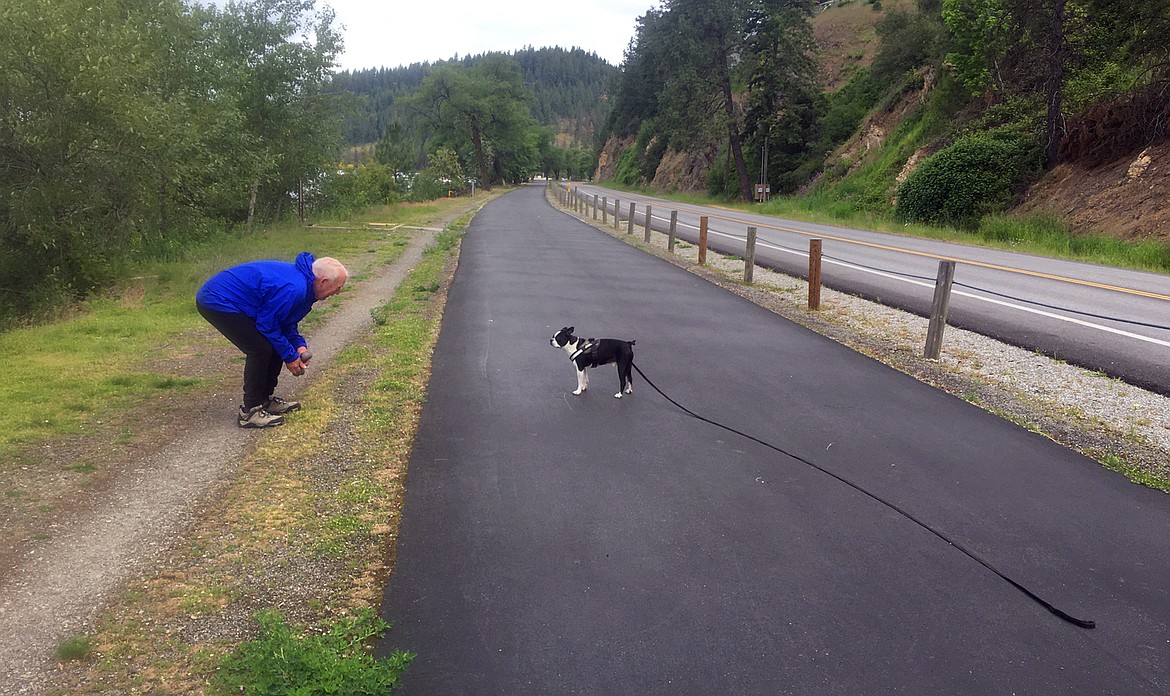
<box><xmin>0</xmin><ymin>205</ymin><xmax>473</xmax><ymax>692</ymax></box>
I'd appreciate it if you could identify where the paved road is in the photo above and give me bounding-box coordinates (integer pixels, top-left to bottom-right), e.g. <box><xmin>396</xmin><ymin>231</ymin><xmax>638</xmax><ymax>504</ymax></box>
<box><xmin>378</xmin><ymin>184</ymin><xmax>1170</xmax><ymax>695</ymax></box>
<box><xmin>567</xmin><ymin>183</ymin><xmax>1170</xmax><ymax>396</ymax></box>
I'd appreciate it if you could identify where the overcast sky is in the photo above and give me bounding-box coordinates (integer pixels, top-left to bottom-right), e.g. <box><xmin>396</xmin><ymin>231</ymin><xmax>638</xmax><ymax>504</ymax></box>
<box><xmin>323</xmin><ymin>0</ymin><xmax>658</xmax><ymax>71</ymax></box>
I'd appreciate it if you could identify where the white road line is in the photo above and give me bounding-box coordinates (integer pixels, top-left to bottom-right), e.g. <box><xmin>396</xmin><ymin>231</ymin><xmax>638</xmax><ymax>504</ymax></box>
<box><xmin>647</xmin><ymin>212</ymin><xmax>1170</xmax><ymax>349</ymax></box>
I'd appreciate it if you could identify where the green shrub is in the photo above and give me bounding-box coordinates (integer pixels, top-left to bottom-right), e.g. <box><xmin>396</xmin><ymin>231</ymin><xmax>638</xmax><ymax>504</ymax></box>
<box><xmin>613</xmin><ymin>120</ymin><xmax>669</xmax><ymax>187</ymax></box>
<box><xmin>408</xmin><ymin>168</ymin><xmax>457</xmax><ymax>202</ymax></box>
<box><xmin>211</xmin><ymin>609</ymin><xmax>415</xmax><ymax>695</ymax></box>
<box><xmin>895</xmin><ymin>135</ymin><xmax>1037</xmax><ymax>226</ymax></box>
<box><xmin>314</xmin><ymin>164</ymin><xmax>405</xmax><ymax>215</ymax></box>
<box><xmin>871</xmin><ymin>10</ymin><xmax>938</xmax><ymax>84</ymax></box>
<box><xmin>613</xmin><ymin>145</ymin><xmax>644</xmax><ymax>186</ymax></box>
<box><xmin>812</xmin><ymin>70</ymin><xmax>885</xmax><ymax>164</ymax></box>
<box><xmin>706</xmin><ymin>150</ymin><xmax>730</xmax><ymax>198</ymax></box>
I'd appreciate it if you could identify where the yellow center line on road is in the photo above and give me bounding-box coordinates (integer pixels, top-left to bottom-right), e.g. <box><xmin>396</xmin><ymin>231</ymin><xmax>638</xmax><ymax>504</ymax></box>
<box><xmin>618</xmin><ymin>192</ymin><xmax>1170</xmax><ymax>303</ymax></box>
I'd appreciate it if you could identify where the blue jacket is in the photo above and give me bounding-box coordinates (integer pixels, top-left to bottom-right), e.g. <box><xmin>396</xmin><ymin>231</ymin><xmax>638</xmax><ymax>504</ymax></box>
<box><xmin>196</xmin><ymin>252</ymin><xmax>317</xmax><ymax>363</ymax></box>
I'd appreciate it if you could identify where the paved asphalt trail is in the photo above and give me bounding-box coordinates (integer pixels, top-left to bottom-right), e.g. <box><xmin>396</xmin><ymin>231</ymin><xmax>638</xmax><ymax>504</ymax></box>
<box><xmin>379</xmin><ymin>184</ymin><xmax>1170</xmax><ymax>695</ymax></box>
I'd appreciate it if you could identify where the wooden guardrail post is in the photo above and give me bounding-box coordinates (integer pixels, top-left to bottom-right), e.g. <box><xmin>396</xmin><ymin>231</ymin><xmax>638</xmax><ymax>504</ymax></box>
<box><xmin>744</xmin><ymin>227</ymin><xmax>757</xmax><ymax>283</ymax></box>
<box><xmin>808</xmin><ymin>239</ymin><xmax>822</xmax><ymax>310</ymax></box>
<box><xmin>924</xmin><ymin>260</ymin><xmax>957</xmax><ymax>359</ymax></box>
<box><xmin>668</xmin><ymin>210</ymin><xmax>678</xmax><ymax>252</ymax></box>
<box><xmin>627</xmin><ymin>202</ymin><xmax>635</xmax><ymax>234</ymax></box>
<box><xmin>643</xmin><ymin>205</ymin><xmax>653</xmax><ymax>242</ymax></box>
<box><xmin>698</xmin><ymin>216</ymin><xmax>709</xmax><ymax>264</ymax></box>
<box><xmin>613</xmin><ymin>198</ymin><xmax>621</xmax><ymax>230</ymax></box>
<box><xmin>601</xmin><ymin>197</ymin><xmax>608</xmax><ymax>224</ymax></box>
<box><xmin>592</xmin><ymin>194</ymin><xmax>598</xmax><ymax>219</ymax></box>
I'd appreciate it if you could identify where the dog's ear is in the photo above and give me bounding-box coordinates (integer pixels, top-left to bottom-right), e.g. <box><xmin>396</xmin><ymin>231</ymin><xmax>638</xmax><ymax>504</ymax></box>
<box><xmin>566</xmin><ymin>326</ymin><xmax>574</xmax><ymax>334</ymax></box>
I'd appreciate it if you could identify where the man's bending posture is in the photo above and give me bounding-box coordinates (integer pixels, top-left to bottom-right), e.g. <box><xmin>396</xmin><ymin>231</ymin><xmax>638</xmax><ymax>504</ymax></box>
<box><xmin>196</xmin><ymin>253</ymin><xmax>348</xmax><ymax>428</ymax></box>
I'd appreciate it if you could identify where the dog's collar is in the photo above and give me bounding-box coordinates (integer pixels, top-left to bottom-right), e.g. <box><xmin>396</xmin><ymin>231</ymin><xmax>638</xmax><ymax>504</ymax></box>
<box><xmin>569</xmin><ymin>339</ymin><xmax>597</xmax><ymax>361</ymax></box>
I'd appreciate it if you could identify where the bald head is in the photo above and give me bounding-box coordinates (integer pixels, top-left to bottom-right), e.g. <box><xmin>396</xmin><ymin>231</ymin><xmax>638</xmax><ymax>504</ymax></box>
<box><xmin>312</xmin><ymin>257</ymin><xmax>348</xmax><ymax>300</ymax></box>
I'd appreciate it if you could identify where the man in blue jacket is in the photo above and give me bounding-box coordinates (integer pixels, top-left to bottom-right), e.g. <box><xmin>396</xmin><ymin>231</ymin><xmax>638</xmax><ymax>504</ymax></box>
<box><xmin>196</xmin><ymin>252</ymin><xmax>348</xmax><ymax>428</ymax></box>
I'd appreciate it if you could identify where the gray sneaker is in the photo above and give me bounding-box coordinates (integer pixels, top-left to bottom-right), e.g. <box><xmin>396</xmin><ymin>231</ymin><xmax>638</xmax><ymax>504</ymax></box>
<box><xmin>238</xmin><ymin>404</ymin><xmax>285</xmax><ymax>428</ymax></box>
<box><xmin>265</xmin><ymin>396</ymin><xmax>301</xmax><ymax>415</ymax></box>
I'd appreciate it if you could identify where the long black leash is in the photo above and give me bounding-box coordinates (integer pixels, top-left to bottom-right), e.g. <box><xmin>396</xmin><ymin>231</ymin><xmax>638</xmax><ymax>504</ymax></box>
<box><xmin>630</xmin><ymin>362</ymin><xmax>1096</xmax><ymax>629</ymax></box>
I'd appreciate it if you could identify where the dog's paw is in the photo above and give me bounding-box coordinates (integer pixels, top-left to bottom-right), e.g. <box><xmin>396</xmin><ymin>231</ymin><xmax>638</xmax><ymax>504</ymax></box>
<box><xmin>624</xmin><ymin>386</ymin><xmax>633</xmax><ymax>394</ymax></box>
<box><xmin>572</xmin><ymin>388</ymin><xmax>584</xmax><ymax>395</ymax></box>
<box><xmin>614</xmin><ymin>392</ymin><xmax>623</xmax><ymax>399</ymax></box>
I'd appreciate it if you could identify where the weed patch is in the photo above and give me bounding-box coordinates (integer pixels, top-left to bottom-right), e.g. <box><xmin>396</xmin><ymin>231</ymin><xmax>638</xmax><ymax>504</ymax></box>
<box><xmin>211</xmin><ymin>609</ymin><xmax>414</xmax><ymax>695</ymax></box>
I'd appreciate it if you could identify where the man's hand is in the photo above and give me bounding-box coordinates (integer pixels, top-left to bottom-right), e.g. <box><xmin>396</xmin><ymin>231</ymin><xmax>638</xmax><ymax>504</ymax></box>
<box><xmin>298</xmin><ymin>347</ymin><xmax>313</xmax><ymax>365</ymax></box>
<box><xmin>285</xmin><ymin>358</ymin><xmax>306</xmax><ymax>376</ymax></box>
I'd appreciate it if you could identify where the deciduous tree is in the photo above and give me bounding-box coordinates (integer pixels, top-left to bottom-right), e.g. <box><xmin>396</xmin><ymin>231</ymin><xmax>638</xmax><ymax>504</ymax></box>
<box><xmin>407</xmin><ymin>55</ymin><xmax>538</xmax><ymax>189</ymax></box>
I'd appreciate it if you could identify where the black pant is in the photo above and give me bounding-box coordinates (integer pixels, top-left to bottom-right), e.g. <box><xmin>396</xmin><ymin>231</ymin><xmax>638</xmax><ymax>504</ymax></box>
<box><xmin>197</xmin><ymin>303</ymin><xmax>283</xmax><ymax>409</ymax></box>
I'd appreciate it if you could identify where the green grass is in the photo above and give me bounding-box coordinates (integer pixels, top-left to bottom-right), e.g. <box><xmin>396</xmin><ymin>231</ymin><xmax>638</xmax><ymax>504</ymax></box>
<box><xmin>1098</xmin><ymin>453</ymin><xmax>1170</xmax><ymax>492</ymax></box>
<box><xmin>56</xmin><ymin>635</ymin><xmax>93</xmax><ymax>662</ymax></box>
<box><xmin>976</xmin><ymin>214</ymin><xmax>1170</xmax><ymax>272</ymax></box>
<box><xmin>0</xmin><ymin>299</ymin><xmax>212</xmax><ymax>447</ymax></box>
<box><xmin>0</xmin><ymin>200</ymin><xmax>474</xmax><ymax>459</ymax></box>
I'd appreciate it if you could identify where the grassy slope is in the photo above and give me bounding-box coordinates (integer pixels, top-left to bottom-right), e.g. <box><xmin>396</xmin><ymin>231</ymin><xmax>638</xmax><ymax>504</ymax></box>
<box><xmin>48</xmin><ymin>218</ymin><xmax>475</xmax><ymax>692</ymax></box>
<box><xmin>0</xmin><ymin>201</ymin><xmax>455</xmax><ymax>455</ymax></box>
<box><xmin>0</xmin><ymin>195</ymin><xmax>491</xmax><ymax>691</ymax></box>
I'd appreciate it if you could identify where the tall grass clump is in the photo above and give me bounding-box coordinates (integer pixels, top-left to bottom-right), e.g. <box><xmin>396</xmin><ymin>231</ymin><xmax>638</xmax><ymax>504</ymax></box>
<box><xmin>211</xmin><ymin>609</ymin><xmax>414</xmax><ymax>695</ymax></box>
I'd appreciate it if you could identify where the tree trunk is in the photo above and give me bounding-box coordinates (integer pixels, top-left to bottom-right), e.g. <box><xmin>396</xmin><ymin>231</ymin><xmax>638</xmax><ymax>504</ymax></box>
<box><xmin>1044</xmin><ymin>0</ymin><xmax>1067</xmax><ymax>169</ymax></box>
<box><xmin>157</xmin><ymin>175</ymin><xmax>166</xmax><ymax>233</ymax></box>
<box><xmin>493</xmin><ymin>156</ymin><xmax>505</xmax><ymax>186</ymax></box>
<box><xmin>246</xmin><ymin>178</ymin><xmax>259</xmax><ymax>234</ymax></box>
<box><xmin>472</xmin><ymin>125</ymin><xmax>491</xmax><ymax>191</ymax></box>
<box><xmin>715</xmin><ymin>45</ymin><xmax>753</xmax><ymax>201</ymax></box>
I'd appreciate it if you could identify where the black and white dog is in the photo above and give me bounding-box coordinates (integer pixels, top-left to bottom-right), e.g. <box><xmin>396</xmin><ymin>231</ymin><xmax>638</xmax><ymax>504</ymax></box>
<box><xmin>550</xmin><ymin>326</ymin><xmax>636</xmax><ymax>398</ymax></box>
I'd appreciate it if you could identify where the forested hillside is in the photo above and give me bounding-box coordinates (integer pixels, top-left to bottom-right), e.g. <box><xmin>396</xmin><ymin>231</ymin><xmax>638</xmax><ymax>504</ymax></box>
<box><xmin>333</xmin><ymin>47</ymin><xmax>617</xmax><ymax>152</ymax></box>
<box><xmin>513</xmin><ymin>47</ymin><xmax>618</xmax><ymax>147</ymax></box>
<box><xmin>596</xmin><ymin>0</ymin><xmax>1170</xmax><ymax>244</ymax></box>
<box><xmin>332</xmin><ymin>63</ymin><xmax>431</xmax><ymax>146</ymax></box>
